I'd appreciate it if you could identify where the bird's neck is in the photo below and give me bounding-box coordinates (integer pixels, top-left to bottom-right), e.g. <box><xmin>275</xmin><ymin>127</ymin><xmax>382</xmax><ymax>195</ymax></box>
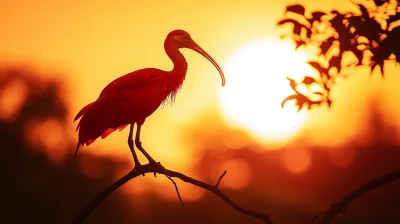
<box><xmin>165</xmin><ymin>44</ymin><xmax>188</xmax><ymax>95</ymax></box>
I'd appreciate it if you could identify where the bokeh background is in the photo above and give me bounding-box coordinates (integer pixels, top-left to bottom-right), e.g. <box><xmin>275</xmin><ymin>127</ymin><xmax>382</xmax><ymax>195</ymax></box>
<box><xmin>1</xmin><ymin>0</ymin><xmax>400</xmax><ymax>223</ymax></box>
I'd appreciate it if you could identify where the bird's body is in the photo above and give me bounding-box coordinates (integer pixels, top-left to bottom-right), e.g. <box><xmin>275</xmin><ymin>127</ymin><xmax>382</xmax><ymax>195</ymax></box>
<box><xmin>74</xmin><ymin>30</ymin><xmax>225</xmax><ymax>162</ymax></box>
<box><xmin>75</xmin><ymin>68</ymin><xmax>168</xmax><ymax>146</ymax></box>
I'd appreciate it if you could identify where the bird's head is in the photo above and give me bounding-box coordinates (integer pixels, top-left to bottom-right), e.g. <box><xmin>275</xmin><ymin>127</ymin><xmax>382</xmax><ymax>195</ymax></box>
<box><xmin>167</xmin><ymin>29</ymin><xmax>226</xmax><ymax>86</ymax></box>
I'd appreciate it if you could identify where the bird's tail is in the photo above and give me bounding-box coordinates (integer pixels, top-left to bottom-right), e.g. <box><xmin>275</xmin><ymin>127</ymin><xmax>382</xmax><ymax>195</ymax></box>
<box><xmin>74</xmin><ymin>141</ymin><xmax>81</xmax><ymax>158</ymax></box>
<box><xmin>74</xmin><ymin>102</ymin><xmax>94</xmax><ymax>122</ymax></box>
<box><xmin>74</xmin><ymin>139</ymin><xmax>97</xmax><ymax>158</ymax></box>
<box><xmin>74</xmin><ymin>102</ymin><xmax>94</xmax><ymax>158</ymax></box>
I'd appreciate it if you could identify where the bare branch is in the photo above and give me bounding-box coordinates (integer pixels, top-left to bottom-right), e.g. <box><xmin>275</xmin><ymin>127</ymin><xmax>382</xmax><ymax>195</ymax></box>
<box><xmin>313</xmin><ymin>167</ymin><xmax>400</xmax><ymax>224</ymax></box>
<box><xmin>71</xmin><ymin>163</ymin><xmax>273</xmax><ymax>224</ymax></box>
<box><xmin>216</xmin><ymin>170</ymin><xmax>227</xmax><ymax>188</ymax></box>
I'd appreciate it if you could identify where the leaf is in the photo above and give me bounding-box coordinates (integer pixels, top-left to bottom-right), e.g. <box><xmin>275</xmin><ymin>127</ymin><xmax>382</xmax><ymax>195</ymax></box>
<box><xmin>285</xmin><ymin>4</ymin><xmax>305</xmax><ymax>16</ymax></box>
<box><xmin>373</xmin><ymin>0</ymin><xmax>389</xmax><ymax>7</ymax></box>
<box><xmin>323</xmin><ymin>82</ymin><xmax>331</xmax><ymax>92</ymax></box>
<box><xmin>306</xmin><ymin>28</ymin><xmax>312</xmax><ymax>38</ymax></box>
<box><xmin>302</xmin><ymin>76</ymin><xmax>317</xmax><ymax>85</ymax></box>
<box><xmin>277</xmin><ymin>18</ymin><xmax>296</xmax><ymax>26</ymax></box>
<box><xmin>331</xmin><ymin>10</ymin><xmax>339</xmax><ymax>15</ymax></box>
<box><xmin>370</xmin><ymin>60</ymin><xmax>385</xmax><ymax>77</ymax></box>
<box><xmin>277</xmin><ymin>19</ymin><xmax>310</xmax><ymax>37</ymax></box>
<box><xmin>329</xmin><ymin>54</ymin><xmax>342</xmax><ymax>72</ymax></box>
<box><xmin>293</xmin><ymin>25</ymin><xmax>302</xmax><ymax>36</ymax></box>
<box><xmin>319</xmin><ymin>37</ymin><xmax>336</xmax><ymax>55</ymax></box>
<box><xmin>351</xmin><ymin>48</ymin><xmax>364</xmax><ymax>65</ymax></box>
<box><xmin>295</xmin><ymin>40</ymin><xmax>307</xmax><ymax>49</ymax></box>
<box><xmin>307</xmin><ymin>61</ymin><xmax>328</xmax><ymax>74</ymax></box>
<box><xmin>387</xmin><ymin>12</ymin><xmax>400</xmax><ymax>25</ymax></box>
<box><xmin>358</xmin><ymin>4</ymin><xmax>369</xmax><ymax>19</ymax></box>
<box><xmin>286</xmin><ymin>77</ymin><xmax>298</xmax><ymax>91</ymax></box>
<box><xmin>281</xmin><ymin>93</ymin><xmax>321</xmax><ymax>111</ymax></box>
<box><xmin>311</xmin><ymin>11</ymin><xmax>326</xmax><ymax>22</ymax></box>
<box><xmin>281</xmin><ymin>94</ymin><xmax>298</xmax><ymax>108</ymax></box>
<box><xmin>327</xmin><ymin>98</ymin><xmax>332</xmax><ymax>107</ymax></box>
<box><xmin>308</xmin><ymin>11</ymin><xmax>327</xmax><ymax>24</ymax></box>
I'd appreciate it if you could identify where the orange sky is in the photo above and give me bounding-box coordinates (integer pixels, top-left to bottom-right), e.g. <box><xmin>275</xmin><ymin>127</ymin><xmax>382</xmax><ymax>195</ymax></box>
<box><xmin>2</xmin><ymin>0</ymin><xmax>400</xmax><ymax>170</ymax></box>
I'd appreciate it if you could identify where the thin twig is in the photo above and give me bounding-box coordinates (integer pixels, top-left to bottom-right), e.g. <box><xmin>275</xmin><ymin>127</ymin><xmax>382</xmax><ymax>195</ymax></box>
<box><xmin>165</xmin><ymin>175</ymin><xmax>184</xmax><ymax>206</ymax></box>
<box><xmin>71</xmin><ymin>163</ymin><xmax>273</xmax><ymax>224</ymax></box>
<box><xmin>312</xmin><ymin>167</ymin><xmax>400</xmax><ymax>224</ymax></box>
<box><xmin>216</xmin><ymin>170</ymin><xmax>227</xmax><ymax>188</ymax></box>
<box><xmin>310</xmin><ymin>210</ymin><xmax>329</xmax><ymax>224</ymax></box>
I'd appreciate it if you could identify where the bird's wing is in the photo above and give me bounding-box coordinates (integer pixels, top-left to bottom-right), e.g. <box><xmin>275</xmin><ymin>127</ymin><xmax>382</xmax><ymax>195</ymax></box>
<box><xmin>104</xmin><ymin>75</ymin><xmax>168</xmax><ymax>126</ymax></box>
<box><xmin>76</xmin><ymin>70</ymin><xmax>168</xmax><ymax>145</ymax></box>
<box><xmin>99</xmin><ymin>68</ymin><xmax>165</xmax><ymax>97</ymax></box>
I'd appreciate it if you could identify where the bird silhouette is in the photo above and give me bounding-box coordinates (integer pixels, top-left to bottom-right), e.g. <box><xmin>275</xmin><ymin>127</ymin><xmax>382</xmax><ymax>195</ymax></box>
<box><xmin>74</xmin><ymin>29</ymin><xmax>226</xmax><ymax>170</ymax></box>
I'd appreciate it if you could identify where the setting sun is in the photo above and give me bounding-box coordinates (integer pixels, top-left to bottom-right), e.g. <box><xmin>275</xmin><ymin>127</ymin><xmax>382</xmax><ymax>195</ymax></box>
<box><xmin>219</xmin><ymin>38</ymin><xmax>315</xmax><ymax>146</ymax></box>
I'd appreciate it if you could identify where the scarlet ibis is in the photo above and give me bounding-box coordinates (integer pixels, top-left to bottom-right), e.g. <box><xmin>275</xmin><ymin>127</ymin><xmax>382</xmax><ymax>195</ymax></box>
<box><xmin>74</xmin><ymin>29</ymin><xmax>226</xmax><ymax>169</ymax></box>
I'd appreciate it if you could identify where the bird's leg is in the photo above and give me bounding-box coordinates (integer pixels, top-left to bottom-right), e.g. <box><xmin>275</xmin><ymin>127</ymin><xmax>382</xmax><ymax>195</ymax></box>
<box><xmin>135</xmin><ymin>125</ymin><xmax>166</xmax><ymax>176</ymax></box>
<box><xmin>128</xmin><ymin>124</ymin><xmax>144</xmax><ymax>175</ymax></box>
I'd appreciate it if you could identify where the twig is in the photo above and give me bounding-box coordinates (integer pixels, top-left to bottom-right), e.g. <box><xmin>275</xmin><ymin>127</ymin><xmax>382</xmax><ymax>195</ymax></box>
<box><xmin>312</xmin><ymin>167</ymin><xmax>400</xmax><ymax>224</ymax></box>
<box><xmin>310</xmin><ymin>210</ymin><xmax>329</xmax><ymax>224</ymax></box>
<box><xmin>71</xmin><ymin>163</ymin><xmax>273</xmax><ymax>224</ymax></box>
<box><xmin>165</xmin><ymin>175</ymin><xmax>184</xmax><ymax>206</ymax></box>
<box><xmin>216</xmin><ymin>170</ymin><xmax>227</xmax><ymax>188</ymax></box>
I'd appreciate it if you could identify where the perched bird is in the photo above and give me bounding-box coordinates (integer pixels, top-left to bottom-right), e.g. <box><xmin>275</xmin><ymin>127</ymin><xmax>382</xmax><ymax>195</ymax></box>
<box><xmin>74</xmin><ymin>29</ymin><xmax>226</xmax><ymax>169</ymax></box>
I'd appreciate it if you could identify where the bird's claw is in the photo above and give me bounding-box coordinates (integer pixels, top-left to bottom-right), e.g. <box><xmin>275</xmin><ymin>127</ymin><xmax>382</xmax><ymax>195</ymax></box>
<box><xmin>132</xmin><ymin>160</ymin><xmax>167</xmax><ymax>177</ymax></box>
<box><xmin>149</xmin><ymin>160</ymin><xmax>167</xmax><ymax>177</ymax></box>
<box><xmin>133</xmin><ymin>163</ymin><xmax>146</xmax><ymax>176</ymax></box>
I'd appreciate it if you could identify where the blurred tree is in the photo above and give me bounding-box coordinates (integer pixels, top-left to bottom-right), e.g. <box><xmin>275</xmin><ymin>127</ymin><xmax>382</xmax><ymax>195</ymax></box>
<box><xmin>0</xmin><ymin>67</ymin><xmax>128</xmax><ymax>224</ymax></box>
<box><xmin>278</xmin><ymin>0</ymin><xmax>400</xmax><ymax>111</ymax></box>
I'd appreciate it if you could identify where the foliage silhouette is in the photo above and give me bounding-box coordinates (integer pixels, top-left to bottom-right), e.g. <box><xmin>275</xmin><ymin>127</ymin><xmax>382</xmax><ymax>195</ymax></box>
<box><xmin>278</xmin><ymin>1</ymin><xmax>400</xmax><ymax>223</ymax></box>
<box><xmin>278</xmin><ymin>0</ymin><xmax>400</xmax><ymax>111</ymax></box>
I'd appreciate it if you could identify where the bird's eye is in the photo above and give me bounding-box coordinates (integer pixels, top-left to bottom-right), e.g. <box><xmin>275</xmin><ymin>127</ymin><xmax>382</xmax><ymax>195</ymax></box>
<box><xmin>183</xmin><ymin>35</ymin><xmax>187</xmax><ymax>39</ymax></box>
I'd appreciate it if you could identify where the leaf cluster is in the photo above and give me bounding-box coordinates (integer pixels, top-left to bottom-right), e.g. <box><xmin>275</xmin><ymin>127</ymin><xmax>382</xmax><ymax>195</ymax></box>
<box><xmin>278</xmin><ymin>0</ymin><xmax>400</xmax><ymax>111</ymax></box>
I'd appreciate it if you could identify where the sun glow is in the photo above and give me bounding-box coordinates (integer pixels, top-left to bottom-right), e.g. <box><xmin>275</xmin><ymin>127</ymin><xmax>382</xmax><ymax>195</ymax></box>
<box><xmin>219</xmin><ymin>38</ymin><xmax>315</xmax><ymax>146</ymax></box>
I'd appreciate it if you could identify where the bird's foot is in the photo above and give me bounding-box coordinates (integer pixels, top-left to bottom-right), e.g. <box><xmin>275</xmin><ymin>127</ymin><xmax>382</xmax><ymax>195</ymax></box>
<box><xmin>148</xmin><ymin>159</ymin><xmax>167</xmax><ymax>177</ymax></box>
<box><xmin>133</xmin><ymin>163</ymin><xmax>146</xmax><ymax>176</ymax></box>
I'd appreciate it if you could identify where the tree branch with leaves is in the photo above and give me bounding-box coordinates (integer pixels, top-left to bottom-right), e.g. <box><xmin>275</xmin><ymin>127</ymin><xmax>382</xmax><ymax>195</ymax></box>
<box><xmin>278</xmin><ymin>0</ymin><xmax>400</xmax><ymax>111</ymax></box>
<box><xmin>278</xmin><ymin>1</ymin><xmax>400</xmax><ymax>223</ymax></box>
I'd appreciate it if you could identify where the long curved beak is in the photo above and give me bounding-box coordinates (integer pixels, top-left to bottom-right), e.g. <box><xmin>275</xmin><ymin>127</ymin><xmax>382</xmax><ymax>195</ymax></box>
<box><xmin>189</xmin><ymin>41</ymin><xmax>226</xmax><ymax>86</ymax></box>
